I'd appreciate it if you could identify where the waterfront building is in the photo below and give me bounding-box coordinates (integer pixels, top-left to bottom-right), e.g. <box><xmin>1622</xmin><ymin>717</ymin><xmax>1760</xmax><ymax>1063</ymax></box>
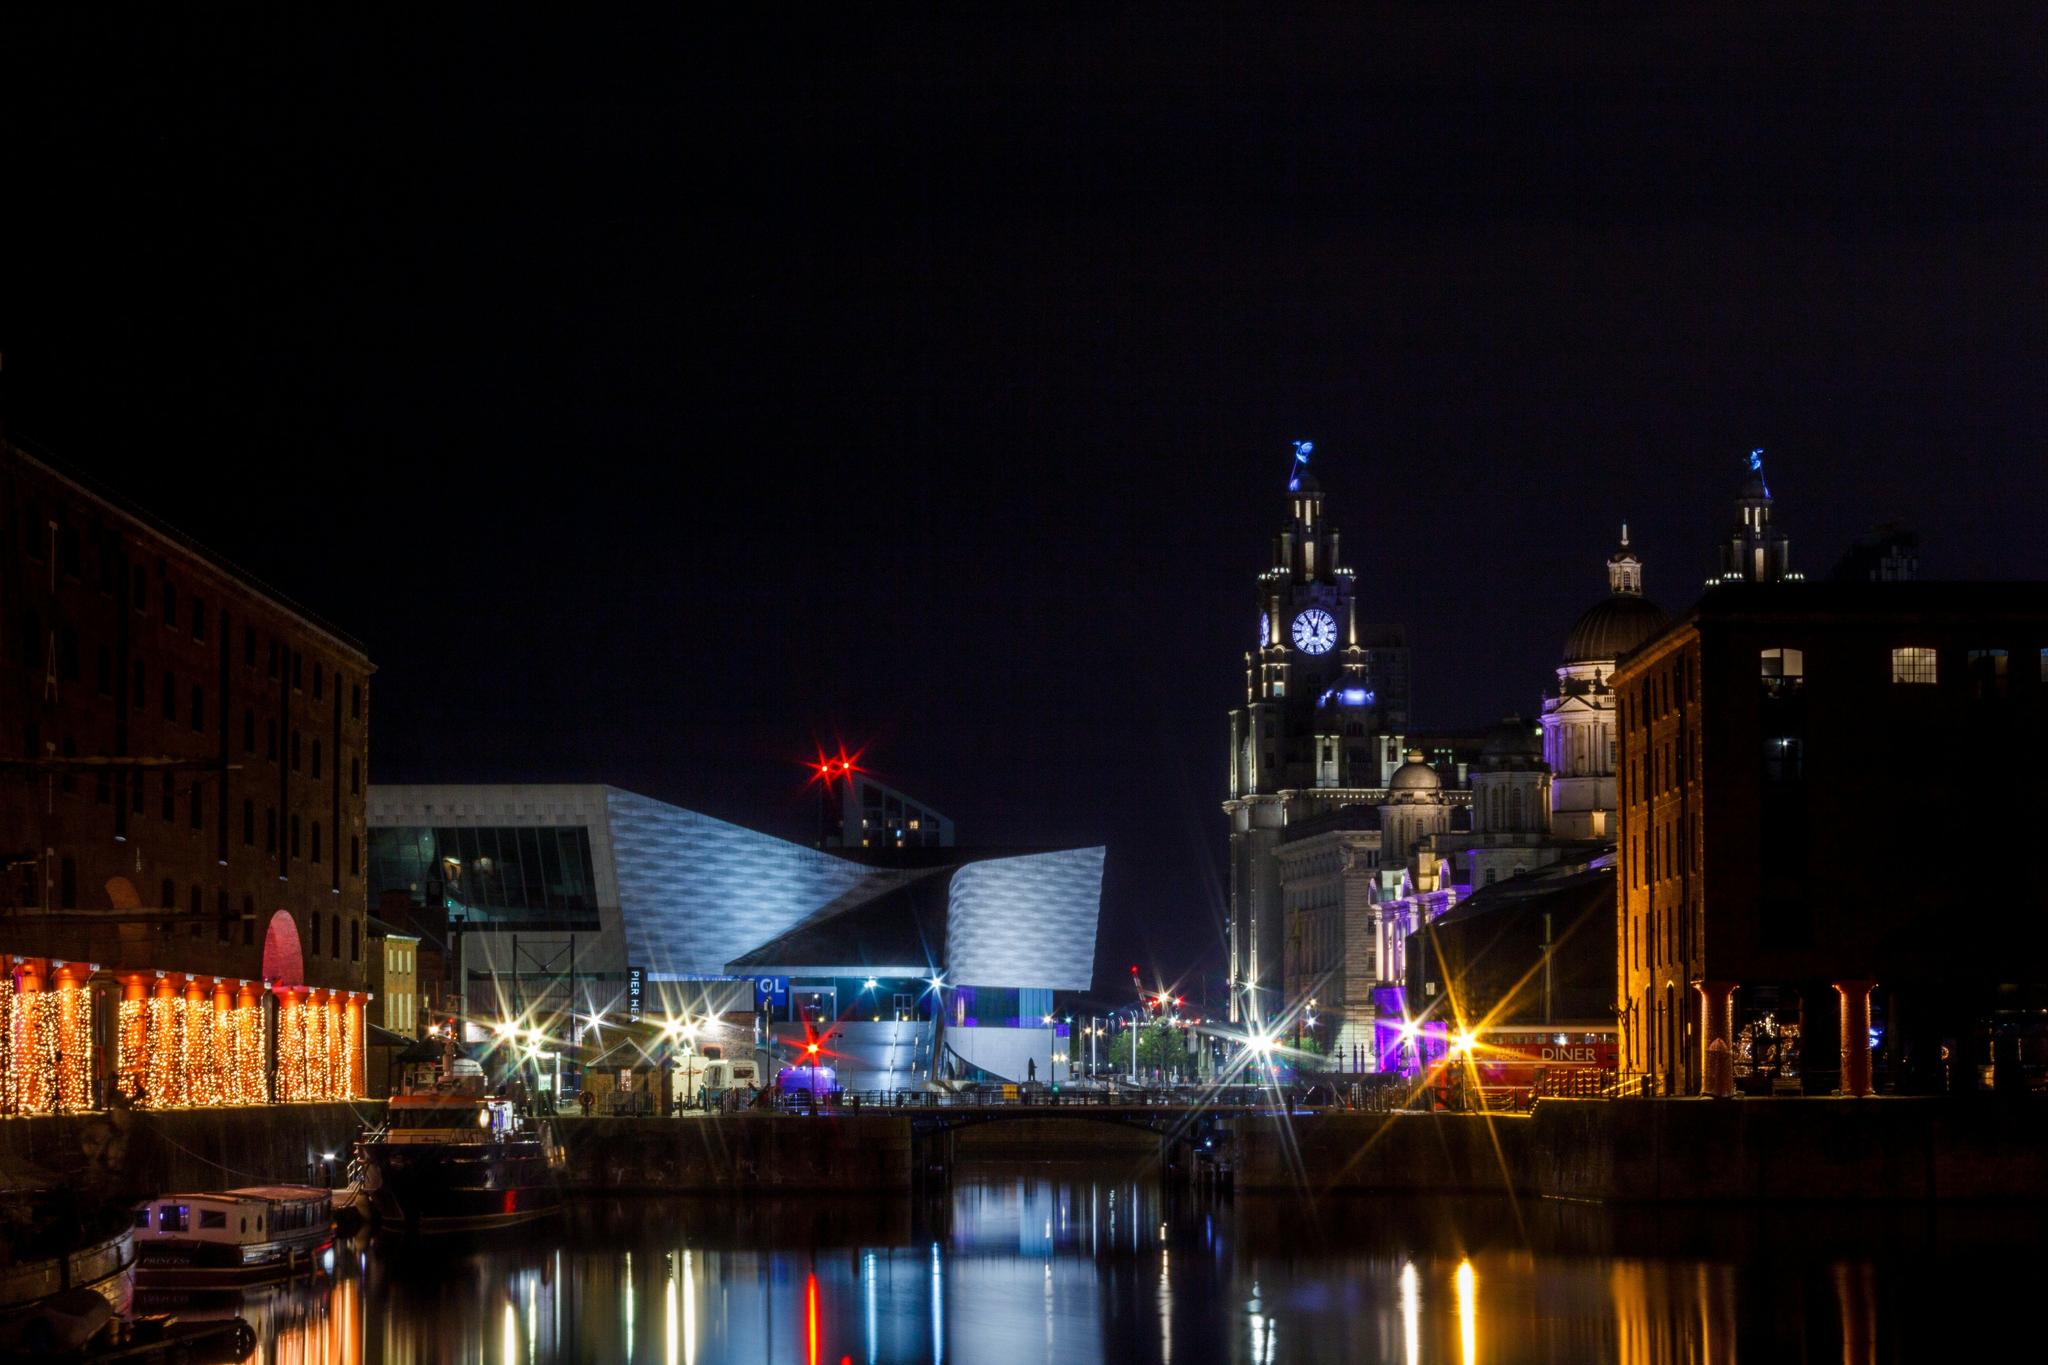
<box><xmin>0</xmin><ymin>441</ymin><xmax>372</xmax><ymax>1114</ymax></box>
<box><xmin>367</xmin><ymin>782</ymin><xmax>1103</xmax><ymax>1089</ymax></box>
<box><xmin>1225</xmin><ymin>444</ymin><xmax>1448</xmax><ymax>1026</ymax></box>
<box><xmin>366</xmin><ymin>921</ymin><xmax>421</xmax><ymax>1038</ymax></box>
<box><xmin>814</xmin><ymin>766</ymin><xmax>955</xmax><ymax>849</ymax></box>
<box><xmin>1543</xmin><ymin>529</ymin><xmax>1669</xmax><ymax>840</ymax></box>
<box><xmin>1403</xmin><ymin>858</ymin><xmax>1619</xmax><ymax>1088</ymax></box>
<box><xmin>1614</xmin><ymin>580</ymin><xmax>2048</xmax><ymax>1097</ymax></box>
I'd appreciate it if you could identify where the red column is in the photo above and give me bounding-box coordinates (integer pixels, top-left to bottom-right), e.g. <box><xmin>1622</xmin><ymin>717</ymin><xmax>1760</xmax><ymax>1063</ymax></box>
<box><xmin>1695</xmin><ymin>980</ymin><xmax>1739</xmax><ymax>1098</ymax></box>
<box><xmin>1834</xmin><ymin>979</ymin><xmax>1876</xmax><ymax>1097</ymax></box>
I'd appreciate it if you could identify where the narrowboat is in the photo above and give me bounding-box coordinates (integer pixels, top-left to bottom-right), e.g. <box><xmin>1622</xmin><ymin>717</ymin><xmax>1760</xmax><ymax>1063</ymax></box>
<box><xmin>130</xmin><ymin>1186</ymin><xmax>333</xmax><ymax>1286</ymax></box>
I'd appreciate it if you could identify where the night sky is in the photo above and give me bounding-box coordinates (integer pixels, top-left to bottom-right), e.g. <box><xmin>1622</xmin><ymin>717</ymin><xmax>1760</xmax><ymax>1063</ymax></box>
<box><xmin>7</xmin><ymin>10</ymin><xmax>2045</xmax><ymax>999</ymax></box>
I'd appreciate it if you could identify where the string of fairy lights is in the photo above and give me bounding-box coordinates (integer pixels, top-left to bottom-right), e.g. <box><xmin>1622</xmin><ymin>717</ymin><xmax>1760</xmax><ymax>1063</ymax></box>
<box><xmin>4</xmin><ymin>955</ymin><xmax>364</xmax><ymax>1113</ymax></box>
<box><xmin>0</xmin><ymin>963</ymin><xmax>94</xmax><ymax>1116</ymax></box>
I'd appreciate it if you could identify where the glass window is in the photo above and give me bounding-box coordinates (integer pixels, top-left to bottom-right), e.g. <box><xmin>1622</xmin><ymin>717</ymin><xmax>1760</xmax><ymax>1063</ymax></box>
<box><xmin>1759</xmin><ymin>647</ymin><xmax>1804</xmax><ymax>694</ymax></box>
<box><xmin>1968</xmin><ymin>648</ymin><xmax>2009</xmax><ymax>699</ymax></box>
<box><xmin>158</xmin><ymin>1205</ymin><xmax>187</xmax><ymax>1233</ymax></box>
<box><xmin>1891</xmin><ymin>647</ymin><xmax>1938</xmax><ymax>685</ymax></box>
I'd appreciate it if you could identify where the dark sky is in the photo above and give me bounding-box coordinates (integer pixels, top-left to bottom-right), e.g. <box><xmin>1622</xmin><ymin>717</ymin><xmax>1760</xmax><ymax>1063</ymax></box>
<box><xmin>6</xmin><ymin>9</ymin><xmax>2046</xmax><ymax>999</ymax></box>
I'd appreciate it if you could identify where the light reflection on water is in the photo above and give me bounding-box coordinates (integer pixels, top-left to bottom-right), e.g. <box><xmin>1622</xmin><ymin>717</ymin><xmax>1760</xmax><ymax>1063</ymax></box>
<box><xmin>137</xmin><ymin>1166</ymin><xmax>2033</xmax><ymax>1363</ymax></box>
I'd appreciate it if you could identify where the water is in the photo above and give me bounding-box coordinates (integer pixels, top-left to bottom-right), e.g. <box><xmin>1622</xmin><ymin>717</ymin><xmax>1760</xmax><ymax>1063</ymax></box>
<box><xmin>145</xmin><ymin>1164</ymin><xmax>2035</xmax><ymax>1363</ymax></box>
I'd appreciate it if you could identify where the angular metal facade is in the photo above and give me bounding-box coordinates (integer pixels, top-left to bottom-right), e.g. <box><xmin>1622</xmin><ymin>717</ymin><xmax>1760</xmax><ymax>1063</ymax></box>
<box><xmin>944</xmin><ymin>848</ymin><xmax>1104</xmax><ymax>991</ymax></box>
<box><xmin>604</xmin><ymin>788</ymin><xmax>883</xmax><ymax>980</ymax></box>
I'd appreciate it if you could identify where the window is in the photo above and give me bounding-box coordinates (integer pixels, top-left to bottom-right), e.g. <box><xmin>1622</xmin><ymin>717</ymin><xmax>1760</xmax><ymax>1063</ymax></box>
<box><xmin>350</xmin><ymin>920</ymin><xmax>360</xmax><ymax>962</ymax></box>
<box><xmin>266</xmin><ymin>719</ymin><xmax>278</xmax><ymax>762</ymax></box>
<box><xmin>313</xmin><ymin>662</ymin><xmax>323</xmax><ymax>699</ymax></box>
<box><xmin>159</xmin><ymin>878</ymin><xmax>174</xmax><ymax>914</ymax></box>
<box><xmin>199</xmin><ymin>1210</ymin><xmax>226</xmax><ymax>1230</ymax></box>
<box><xmin>268</xmin><ymin>640</ymin><xmax>280</xmax><ymax>679</ymax></box>
<box><xmin>349</xmin><ymin>835</ymin><xmax>360</xmax><ymax>877</ymax></box>
<box><xmin>96</xmin><ymin>644</ymin><xmax>112</xmax><ymax>695</ymax></box>
<box><xmin>1968</xmin><ymin>649</ymin><xmax>2009</xmax><ymax>699</ymax></box>
<box><xmin>266</xmin><ymin>808</ymin><xmax>278</xmax><ymax>853</ymax></box>
<box><xmin>132</xmin><ymin>565</ymin><xmax>147</xmax><ymax>613</ymax></box>
<box><xmin>330</xmin><ymin>913</ymin><xmax>342</xmax><ymax>960</ymax></box>
<box><xmin>1891</xmin><ymin>647</ymin><xmax>1938</xmax><ymax>685</ymax></box>
<box><xmin>292</xmin><ymin>651</ymin><xmax>302</xmax><ymax>690</ymax></box>
<box><xmin>1759</xmin><ymin>648</ymin><xmax>1804</xmax><ymax>696</ymax></box>
<box><xmin>290</xmin><ymin>731</ymin><xmax>300</xmax><ymax>771</ymax></box>
<box><xmin>191</xmin><ymin>596</ymin><xmax>206</xmax><ymax>640</ymax></box>
<box><xmin>162</xmin><ymin>581</ymin><xmax>177</xmax><ymax>628</ymax></box>
<box><xmin>311</xmin><ymin>740</ymin><xmax>322</xmax><ymax>779</ymax></box>
<box><xmin>351</xmin><ymin>683</ymin><xmax>361</xmax><ymax>720</ymax></box>
<box><xmin>161</xmin><ymin>672</ymin><xmax>176</xmax><ymax>721</ymax></box>
<box><xmin>190</xmin><ymin>684</ymin><xmax>205</xmax><ymax>731</ymax></box>
<box><xmin>59</xmin><ymin>857</ymin><xmax>76</xmax><ymax>909</ymax></box>
<box><xmin>161</xmin><ymin>774</ymin><xmax>175</xmax><ymax>821</ymax></box>
<box><xmin>311</xmin><ymin>822</ymin><xmax>322</xmax><ymax>864</ymax></box>
<box><xmin>244</xmin><ymin>626</ymin><xmax>257</xmax><ymax>668</ymax></box>
<box><xmin>157</xmin><ymin>1205</ymin><xmax>186</xmax><ymax>1233</ymax></box>
<box><xmin>290</xmin><ymin>814</ymin><xmax>300</xmax><ymax>859</ymax></box>
<box><xmin>243</xmin><ymin>799</ymin><xmax>255</xmax><ymax>846</ymax></box>
<box><xmin>189</xmin><ymin>788</ymin><xmax>203</xmax><ymax>830</ymax></box>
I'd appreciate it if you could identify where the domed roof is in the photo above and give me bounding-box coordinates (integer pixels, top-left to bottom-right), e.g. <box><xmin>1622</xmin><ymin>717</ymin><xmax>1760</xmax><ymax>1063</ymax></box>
<box><xmin>1386</xmin><ymin>749</ymin><xmax>1442</xmax><ymax>795</ymax></box>
<box><xmin>1562</xmin><ymin>593</ymin><xmax>1670</xmax><ymax>665</ymax></box>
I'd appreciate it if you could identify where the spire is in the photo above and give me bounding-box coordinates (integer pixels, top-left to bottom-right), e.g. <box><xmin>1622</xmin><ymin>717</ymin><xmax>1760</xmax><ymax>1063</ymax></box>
<box><xmin>1716</xmin><ymin>446</ymin><xmax>1798</xmax><ymax>583</ymax></box>
<box><xmin>1607</xmin><ymin>523</ymin><xmax>1643</xmax><ymax>596</ymax></box>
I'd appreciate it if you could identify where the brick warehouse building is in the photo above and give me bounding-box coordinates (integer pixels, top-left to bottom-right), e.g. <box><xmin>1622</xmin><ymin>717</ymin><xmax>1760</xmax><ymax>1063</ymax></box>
<box><xmin>0</xmin><ymin>440</ymin><xmax>372</xmax><ymax>1112</ymax></box>
<box><xmin>1614</xmin><ymin>581</ymin><xmax>2048</xmax><ymax>1097</ymax></box>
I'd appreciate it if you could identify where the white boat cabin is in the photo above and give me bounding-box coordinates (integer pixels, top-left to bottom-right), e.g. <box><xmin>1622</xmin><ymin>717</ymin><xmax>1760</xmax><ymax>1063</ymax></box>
<box><xmin>133</xmin><ymin>1186</ymin><xmax>332</xmax><ymax>1257</ymax></box>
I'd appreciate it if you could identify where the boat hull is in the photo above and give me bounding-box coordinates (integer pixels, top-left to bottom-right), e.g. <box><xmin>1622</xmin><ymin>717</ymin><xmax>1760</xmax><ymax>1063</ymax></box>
<box><xmin>132</xmin><ymin>1231</ymin><xmax>332</xmax><ymax>1287</ymax></box>
<box><xmin>361</xmin><ymin>1138</ymin><xmax>562</xmax><ymax>1234</ymax></box>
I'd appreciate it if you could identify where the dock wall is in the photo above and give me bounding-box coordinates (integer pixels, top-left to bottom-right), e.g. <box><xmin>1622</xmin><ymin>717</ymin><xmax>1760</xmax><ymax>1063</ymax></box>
<box><xmin>1233</xmin><ymin>1097</ymin><xmax>2048</xmax><ymax>1201</ymax></box>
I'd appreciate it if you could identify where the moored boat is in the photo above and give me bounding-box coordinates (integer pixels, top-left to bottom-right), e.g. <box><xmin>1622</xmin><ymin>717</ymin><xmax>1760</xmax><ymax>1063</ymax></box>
<box><xmin>355</xmin><ymin>1072</ymin><xmax>564</xmax><ymax>1234</ymax></box>
<box><xmin>130</xmin><ymin>1187</ymin><xmax>333</xmax><ymax>1286</ymax></box>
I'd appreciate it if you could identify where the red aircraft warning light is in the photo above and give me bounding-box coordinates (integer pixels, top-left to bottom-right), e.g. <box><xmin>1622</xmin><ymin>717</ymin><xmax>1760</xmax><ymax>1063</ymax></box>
<box><xmin>807</xmin><ymin>743</ymin><xmax>866</xmax><ymax>788</ymax></box>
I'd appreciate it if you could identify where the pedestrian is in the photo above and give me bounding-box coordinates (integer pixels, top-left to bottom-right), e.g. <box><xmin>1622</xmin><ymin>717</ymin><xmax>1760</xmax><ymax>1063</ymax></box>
<box><xmin>578</xmin><ymin>1089</ymin><xmax>595</xmax><ymax>1118</ymax></box>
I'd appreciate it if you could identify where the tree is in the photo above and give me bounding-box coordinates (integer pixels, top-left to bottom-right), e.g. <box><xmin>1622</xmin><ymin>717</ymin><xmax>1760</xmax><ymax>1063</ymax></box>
<box><xmin>1114</xmin><ymin>1021</ymin><xmax>1188</xmax><ymax>1079</ymax></box>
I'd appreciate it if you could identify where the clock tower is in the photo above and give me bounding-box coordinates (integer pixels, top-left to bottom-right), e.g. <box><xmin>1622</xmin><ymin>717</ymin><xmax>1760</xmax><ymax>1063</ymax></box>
<box><xmin>1223</xmin><ymin>444</ymin><xmax>1410</xmax><ymax>1024</ymax></box>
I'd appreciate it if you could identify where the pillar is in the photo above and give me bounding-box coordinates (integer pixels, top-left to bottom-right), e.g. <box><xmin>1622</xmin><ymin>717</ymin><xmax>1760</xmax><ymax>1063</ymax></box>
<box><xmin>120</xmin><ymin>975</ymin><xmax>148</xmax><ymax>1102</ymax></box>
<box><xmin>346</xmin><ymin>993</ymin><xmax>366</xmax><ymax>1099</ymax></box>
<box><xmin>1695</xmin><ymin>980</ymin><xmax>1739</xmax><ymax>1098</ymax></box>
<box><xmin>1833</xmin><ymin>979</ymin><xmax>1876</xmax><ymax>1098</ymax></box>
<box><xmin>53</xmin><ymin>964</ymin><xmax>90</xmax><ymax>1112</ymax></box>
<box><xmin>15</xmin><ymin>960</ymin><xmax>45</xmax><ymax>1113</ymax></box>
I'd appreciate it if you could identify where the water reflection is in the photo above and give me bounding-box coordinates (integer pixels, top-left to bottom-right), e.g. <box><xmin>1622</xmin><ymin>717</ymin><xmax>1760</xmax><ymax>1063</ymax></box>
<box><xmin>140</xmin><ymin>1167</ymin><xmax>2036</xmax><ymax>1363</ymax></box>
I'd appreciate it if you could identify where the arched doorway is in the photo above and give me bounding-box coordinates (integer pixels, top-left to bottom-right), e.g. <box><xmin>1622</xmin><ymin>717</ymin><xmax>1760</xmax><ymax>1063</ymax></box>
<box><xmin>261</xmin><ymin>910</ymin><xmax>304</xmax><ymax>985</ymax></box>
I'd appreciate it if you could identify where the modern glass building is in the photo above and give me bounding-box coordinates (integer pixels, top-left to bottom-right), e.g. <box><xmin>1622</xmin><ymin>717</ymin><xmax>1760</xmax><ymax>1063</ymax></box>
<box><xmin>367</xmin><ymin>784</ymin><xmax>1103</xmax><ymax>1087</ymax></box>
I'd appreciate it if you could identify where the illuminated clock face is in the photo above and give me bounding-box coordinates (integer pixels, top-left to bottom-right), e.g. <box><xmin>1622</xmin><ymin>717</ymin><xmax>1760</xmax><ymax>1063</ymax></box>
<box><xmin>1292</xmin><ymin>608</ymin><xmax>1337</xmax><ymax>655</ymax></box>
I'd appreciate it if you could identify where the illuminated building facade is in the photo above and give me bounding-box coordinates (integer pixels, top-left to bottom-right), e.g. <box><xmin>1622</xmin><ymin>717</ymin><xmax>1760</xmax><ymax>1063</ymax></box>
<box><xmin>1225</xmin><ymin>444</ymin><xmax>1423</xmax><ymax>1024</ymax></box>
<box><xmin>369</xmin><ymin>783</ymin><xmax>1103</xmax><ymax>1088</ymax></box>
<box><xmin>1543</xmin><ymin>529</ymin><xmax>1669</xmax><ymax>840</ymax></box>
<box><xmin>0</xmin><ymin>441</ymin><xmax>372</xmax><ymax>1112</ymax></box>
<box><xmin>1615</xmin><ymin>581</ymin><xmax>2048</xmax><ymax>1097</ymax></box>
